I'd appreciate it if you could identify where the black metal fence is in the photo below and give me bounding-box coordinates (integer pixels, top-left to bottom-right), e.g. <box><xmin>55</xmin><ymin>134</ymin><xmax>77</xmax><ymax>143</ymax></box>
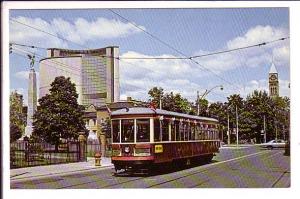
<box><xmin>10</xmin><ymin>140</ymin><xmax>86</xmax><ymax>169</ymax></box>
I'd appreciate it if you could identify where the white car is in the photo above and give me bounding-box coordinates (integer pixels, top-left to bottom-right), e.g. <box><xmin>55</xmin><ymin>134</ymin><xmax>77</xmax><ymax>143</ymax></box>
<box><xmin>261</xmin><ymin>139</ymin><xmax>286</xmax><ymax>149</ymax></box>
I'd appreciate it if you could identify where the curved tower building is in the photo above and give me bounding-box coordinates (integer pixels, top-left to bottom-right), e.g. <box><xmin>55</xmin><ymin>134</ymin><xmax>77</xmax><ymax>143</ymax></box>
<box><xmin>39</xmin><ymin>46</ymin><xmax>120</xmax><ymax>107</ymax></box>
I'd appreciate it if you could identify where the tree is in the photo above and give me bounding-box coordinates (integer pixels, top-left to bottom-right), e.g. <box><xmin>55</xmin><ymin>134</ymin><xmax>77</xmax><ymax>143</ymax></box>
<box><xmin>148</xmin><ymin>87</ymin><xmax>164</xmax><ymax>108</ymax></box>
<box><xmin>197</xmin><ymin>98</ymin><xmax>209</xmax><ymax>116</ymax></box>
<box><xmin>244</xmin><ymin>90</ymin><xmax>273</xmax><ymax>143</ymax></box>
<box><xmin>98</xmin><ymin>117</ymin><xmax>111</xmax><ymax>138</ymax></box>
<box><xmin>148</xmin><ymin>87</ymin><xmax>192</xmax><ymax>113</ymax></box>
<box><xmin>226</xmin><ymin>94</ymin><xmax>244</xmax><ymax>143</ymax></box>
<box><xmin>10</xmin><ymin>91</ymin><xmax>26</xmax><ymax>142</ymax></box>
<box><xmin>33</xmin><ymin>76</ymin><xmax>88</xmax><ymax>151</ymax></box>
<box><xmin>208</xmin><ymin>102</ymin><xmax>227</xmax><ymax>141</ymax></box>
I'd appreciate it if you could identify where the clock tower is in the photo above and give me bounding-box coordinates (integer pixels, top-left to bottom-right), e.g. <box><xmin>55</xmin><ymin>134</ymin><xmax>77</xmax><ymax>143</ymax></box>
<box><xmin>269</xmin><ymin>62</ymin><xmax>279</xmax><ymax>98</ymax></box>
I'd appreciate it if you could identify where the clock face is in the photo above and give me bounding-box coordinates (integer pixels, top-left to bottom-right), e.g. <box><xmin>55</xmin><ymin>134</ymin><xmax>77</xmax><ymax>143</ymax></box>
<box><xmin>270</xmin><ymin>74</ymin><xmax>277</xmax><ymax>81</ymax></box>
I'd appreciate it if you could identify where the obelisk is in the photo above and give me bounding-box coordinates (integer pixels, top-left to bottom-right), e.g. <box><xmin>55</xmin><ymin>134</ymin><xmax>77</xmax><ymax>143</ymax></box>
<box><xmin>24</xmin><ymin>57</ymin><xmax>37</xmax><ymax>137</ymax></box>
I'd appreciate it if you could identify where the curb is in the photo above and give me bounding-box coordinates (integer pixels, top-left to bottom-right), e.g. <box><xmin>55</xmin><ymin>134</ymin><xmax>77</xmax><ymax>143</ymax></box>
<box><xmin>11</xmin><ymin>164</ymin><xmax>114</xmax><ymax>182</ymax></box>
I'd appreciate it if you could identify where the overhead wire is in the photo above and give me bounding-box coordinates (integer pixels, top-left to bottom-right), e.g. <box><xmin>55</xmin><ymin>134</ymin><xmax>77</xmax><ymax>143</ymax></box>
<box><xmin>9</xmin><ymin>12</ymin><xmax>289</xmax><ymax>102</ymax></box>
<box><xmin>108</xmin><ymin>9</ymin><xmax>243</xmax><ymax>91</ymax></box>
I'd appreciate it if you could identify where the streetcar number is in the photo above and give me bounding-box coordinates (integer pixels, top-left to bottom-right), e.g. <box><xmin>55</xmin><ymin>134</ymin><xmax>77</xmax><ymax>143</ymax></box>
<box><xmin>155</xmin><ymin>145</ymin><xmax>163</xmax><ymax>153</ymax></box>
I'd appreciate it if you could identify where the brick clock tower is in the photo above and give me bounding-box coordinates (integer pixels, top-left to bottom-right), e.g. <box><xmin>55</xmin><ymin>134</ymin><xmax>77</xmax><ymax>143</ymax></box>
<box><xmin>269</xmin><ymin>62</ymin><xmax>279</xmax><ymax>98</ymax></box>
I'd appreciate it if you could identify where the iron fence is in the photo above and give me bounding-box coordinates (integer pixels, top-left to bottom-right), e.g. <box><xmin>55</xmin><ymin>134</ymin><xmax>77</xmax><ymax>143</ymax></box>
<box><xmin>10</xmin><ymin>140</ymin><xmax>86</xmax><ymax>169</ymax></box>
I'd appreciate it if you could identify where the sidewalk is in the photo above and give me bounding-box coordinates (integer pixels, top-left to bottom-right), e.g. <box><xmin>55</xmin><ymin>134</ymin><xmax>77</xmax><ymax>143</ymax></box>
<box><xmin>10</xmin><ymin>157</ymin><xmax>113</xmax><ymax>182</ymax></box>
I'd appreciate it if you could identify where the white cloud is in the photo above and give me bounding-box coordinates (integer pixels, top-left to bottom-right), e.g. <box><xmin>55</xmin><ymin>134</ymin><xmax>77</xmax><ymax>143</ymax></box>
<box><xmin>227</xmin><ymin>25</ymin><xmax>288</xmax><ymax>49</ymax></box>
<box><xmin>193</xmin><ymin>25</ymin><xmax>289</xmax><ymax>73</ymax></box>
<box><xmin>10</xmin><ymin>16</ymin><xmax>144</xmax><ymax>48</ymax></box>
<box><xmin>273</xmin><ymin>45</ymin><xmax>290</xmax><ymax>66</ymax></box>
<box><xmin>119</xmin><ymin>51</ymin><xmax>227</xmax><ymax>102</ymax></box>
<box><xmin>10</xmin><ymin>17</ymin><xmax>68</xmax><ymax>48</ymax></box>
<box><xmin>119</xmin><ymin>24</ymin><xmax>290</xmax><ymax>103</ymax></box>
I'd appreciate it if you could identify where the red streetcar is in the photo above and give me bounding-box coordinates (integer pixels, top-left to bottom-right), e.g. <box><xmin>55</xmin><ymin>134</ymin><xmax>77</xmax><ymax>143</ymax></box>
<box><xmin>111</xmin><ymin>107</ymin><xmax>220</xmax><ymax>172</ymax></box>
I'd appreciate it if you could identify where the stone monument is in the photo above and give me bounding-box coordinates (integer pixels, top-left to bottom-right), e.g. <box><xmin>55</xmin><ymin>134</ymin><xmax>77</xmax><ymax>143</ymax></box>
<box><xmin>24</xmin><ymin>55</ymin><xmax>37</xmax><ymax>137</ymax></box>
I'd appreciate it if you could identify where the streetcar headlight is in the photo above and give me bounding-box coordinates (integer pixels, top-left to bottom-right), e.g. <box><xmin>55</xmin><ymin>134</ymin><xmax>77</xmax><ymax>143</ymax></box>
<box><xmin>134</xmin><ymin>148</ymin><xmax>151</xmax><ymax>156</ymax></box>
<box><xmin>124</xmin><ymin>146</ymin><xmax>130</xmax><ymax>153</ymax></box>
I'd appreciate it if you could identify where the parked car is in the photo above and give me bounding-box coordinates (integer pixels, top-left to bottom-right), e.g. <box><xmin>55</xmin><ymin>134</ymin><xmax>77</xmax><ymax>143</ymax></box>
<box><xmin>261</xmin><ymin>139</ymin><xmax>286</xmax><ymax>149</ymax></box>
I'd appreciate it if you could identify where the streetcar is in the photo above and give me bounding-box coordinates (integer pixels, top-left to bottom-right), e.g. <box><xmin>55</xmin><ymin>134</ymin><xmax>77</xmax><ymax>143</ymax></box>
<box><xmin>110</xmin><ymin>107</ymin><xmax>220</xmax><ymax>172</ymax></box>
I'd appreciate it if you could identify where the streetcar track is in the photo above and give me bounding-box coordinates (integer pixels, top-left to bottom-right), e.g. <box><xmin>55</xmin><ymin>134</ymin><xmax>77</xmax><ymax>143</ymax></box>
<box><xmin>271</xmin><ymin>170</ymin><xmax>289</xmax><ymax>187</ymax></box>
<box><xmin>146</xmin><ymin>150</ymin><xmax>277</xmax><ymax>188</ymax></box>
<box><xmin>58</xmin><ymin>173</ymin><xmax>144</xmax><ymax>189</ymax></box>
<box><xmin>59</xmin><ymin>150</ymin><xmax>273</xmax><ymax>189</ymax></box>
<box><xmin>14</xmin><ymin>150</ymin><xmax>285</xmax><ymax>189</ymax></box>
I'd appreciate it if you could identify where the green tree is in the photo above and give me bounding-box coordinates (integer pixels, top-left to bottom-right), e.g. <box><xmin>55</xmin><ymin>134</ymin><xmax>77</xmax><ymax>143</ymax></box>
<box><xmin>208</xmin><ymin>102</ymin><xmax>227</xmax><ymax>141</ymax></box>
<box><xmin>33</xmin><ymin>76</ymin><xmax>88</xmax><ymax>151</ymax></box>
<box><xmin>271</xmin><ymin>96</ymin><xmax>290</xmax><ymax>141</ymax></box>
<box><xmin>99</xmin><ymin>117</ymin><xmax>111</xmax><ymax>138</ymax></box>
<box><xmin>148</xmin><ymin>87</ymin><xmax>164</xmax><ymax>109</ymax></box>
<box><xmin>10</xmin><ymin>91</ymin><xmax>26</xmax><ymax>142</ymax></box>
<box><xmin>197</xmin><ymin>98</ymin><xmax>209</xmax><ymax>116</ymax></box>
<box><xmin>226</xmin><ymin>94</ymin><xmax>244</xmax><ymax>143</ymax></box>
<box><xmin>244</xmin><ymin>90</ymin><xmax>273</xmax><ymax>143</ymax></box>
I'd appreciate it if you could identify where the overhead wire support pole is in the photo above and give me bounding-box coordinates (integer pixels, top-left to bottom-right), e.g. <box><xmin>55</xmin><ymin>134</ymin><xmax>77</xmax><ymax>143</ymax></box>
<box><xmin>227</xmin><ymin>110</ymin><xmax>230</xmax><ymax>145</ymax></box>
<box><xmin>236</xmin><ymin>105</ymin><xmax>239</xmax><ymax>148</ymax></box>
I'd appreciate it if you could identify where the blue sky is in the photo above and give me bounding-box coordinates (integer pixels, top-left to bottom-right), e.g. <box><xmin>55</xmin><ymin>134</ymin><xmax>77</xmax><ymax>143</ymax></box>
<box><xmin>9</xmin><ymin>8</ymin><xmax>290</xmax><ymax>105</ymax></box>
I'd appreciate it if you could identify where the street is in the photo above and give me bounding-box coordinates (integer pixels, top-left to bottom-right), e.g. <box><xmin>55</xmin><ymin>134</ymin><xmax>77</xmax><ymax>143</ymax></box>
<box><xmin>11</xmin><ymin>146</ymin><xmax>290</xmax><ymax>188</ymax></box>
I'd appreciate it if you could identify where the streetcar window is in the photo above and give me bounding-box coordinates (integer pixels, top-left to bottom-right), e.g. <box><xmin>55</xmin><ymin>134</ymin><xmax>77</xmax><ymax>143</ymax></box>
<box><xmin>154</xmin><ymin>119</ymin><xmax>160</xmax><ymax>142</ymax></box>
<box><xmin>188</xmin><ymin>123</ymin><xmax>192</xmax><ymax>140</ymax></box>
<box><xmin>179</xmin><ymin>122</ymin><xmax>184</xmax><ymax>141</ymax></box>
<box><xmin>185</xmin><ymin>122</ymin><xmax>191</xmax><ymax>141</ymax></box>
<box><xmin>136</xmin><ymin>119</ymin><xmax>150</xmax><ymax>142</ymax></box>
<box><xmin>121</xmin><ymin>119</ymin><xmax>134</xmax><ymax>143</ymax></box>
<box><xmin>154</xmin><ymin>118</ymin><xmax>169</xmax><ymax>142</ymax></box>
<box><xmin>191</xmin><ymin>123</ymin><xmax>195</xmax><ymax>140</ymax></box>
<box><xmin>171</xmin><ymin>122</ymin><xmax>176</xmax><ymax>141</ymax></box>
<box><xmin>194</xmin><ymin>124</ymin><xmax>199</xmax><ymax>140</ymax></box>
<box><xmin>175</xmin><ymin>120</ymin><xmax>180</xmax><ymax>141</ymax></box>
<box><xmin>162</xmin><ymin>120</ymin><xmax>169</xmax><ymax>141</ymax></box>
<box><xmin>112</xmin><ymin>120</ymin><xmax>120</xmax><ymax>143</ymax></box>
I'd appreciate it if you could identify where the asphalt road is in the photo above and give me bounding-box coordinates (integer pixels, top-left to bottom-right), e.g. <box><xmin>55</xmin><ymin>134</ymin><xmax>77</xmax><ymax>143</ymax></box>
<box><xmin>11</xmin><ymin>146</ymin><xmax>290</xmax><ymax>188</ymax></box>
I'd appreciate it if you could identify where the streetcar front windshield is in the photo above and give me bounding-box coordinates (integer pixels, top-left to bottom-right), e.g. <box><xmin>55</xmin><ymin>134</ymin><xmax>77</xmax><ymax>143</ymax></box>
<box><xmin>112</xmin><ymin>120</ymin><xmax>120</xmax><ymax>143</ymax></box>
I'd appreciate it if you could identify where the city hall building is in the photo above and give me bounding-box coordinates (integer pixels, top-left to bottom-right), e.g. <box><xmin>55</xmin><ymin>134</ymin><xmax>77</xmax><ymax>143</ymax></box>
<box><xmin>39</xmin><ymin>46</ymin><xmax>120</xmax><ymax>107</ymax></box>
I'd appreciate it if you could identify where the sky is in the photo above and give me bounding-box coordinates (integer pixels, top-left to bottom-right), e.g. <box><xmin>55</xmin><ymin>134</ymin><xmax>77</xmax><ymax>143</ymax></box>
<box><xmin>9</xmin><ymin>8</ymin><xmax>290</xmax><ymax>105</ymax></box>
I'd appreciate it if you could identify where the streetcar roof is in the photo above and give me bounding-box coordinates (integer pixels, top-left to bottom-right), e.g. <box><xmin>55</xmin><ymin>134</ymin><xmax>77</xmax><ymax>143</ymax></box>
<box><xmin>111</xmin><ymin>107</ymin><xmax>218</xmax><ymax>122</ymax></box>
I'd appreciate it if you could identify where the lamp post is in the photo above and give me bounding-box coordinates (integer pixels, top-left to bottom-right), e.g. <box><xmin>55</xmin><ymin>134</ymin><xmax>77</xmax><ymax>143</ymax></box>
<box><xmin>197</xmin><ymin>85</ymin><xmax>223</xmax><ymax>116</ymax></box>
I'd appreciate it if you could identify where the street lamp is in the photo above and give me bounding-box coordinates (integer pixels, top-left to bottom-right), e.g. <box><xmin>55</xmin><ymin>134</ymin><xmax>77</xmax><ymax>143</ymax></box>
<box><xmin>197</xmin><ymin>85</ymin><xmax>223</xmax><ymax>116</ymax></box>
